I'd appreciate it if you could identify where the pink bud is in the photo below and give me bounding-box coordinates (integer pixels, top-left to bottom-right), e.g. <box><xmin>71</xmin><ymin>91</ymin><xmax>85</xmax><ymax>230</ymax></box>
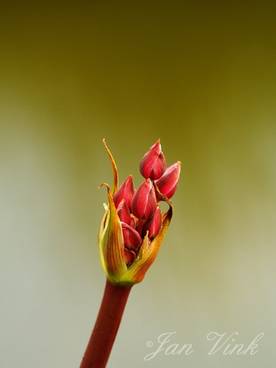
<box><xmin>131</xmin><ymin>179</ymin><xmax>157</xmax><ymax>220</ymax></box>
<box><xmin>124</xmin><ymin>248</ymin><xmax>137</xmax><ymax>266</ymax></box>
<box><xmin>113</xmin><ymin>176</ymin><xmax>135</xmax><ymax>209</ymax></box>
<box><xmin>121</xmin><ymin>222</ymin><xmax>142</xmax><ymax>250</ymax></box>
<box><xmin>155</xmin><ymin>162</ymin><xmax>181</xmax><ymax>199</ymax></box>
<box><xmin>144</xmin><ymin>206</ymin><xmax>162</xmax><ymax>239</ymax></box>
<box><xmin>140</xmin><ymin>139</ymin><xmax>166</xmax><ymax>180</ymax></box>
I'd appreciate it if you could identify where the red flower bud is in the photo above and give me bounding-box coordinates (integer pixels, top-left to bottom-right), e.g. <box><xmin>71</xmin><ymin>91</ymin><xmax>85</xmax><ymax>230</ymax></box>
<box><xmin>117</xmin><ymin>200</ymin><xmax>134</xmax><ymax>226</ymax></box>
<box><xmin>113</xmin><ymin>176</ymin><xmax>134</xmax><ymax>209</ymax></box>
<box><xmin>121</xmin><ymin>222</ymin><xmax>142</xmax><ymax>250</ymax></box>
<box><xmin>145</xmin><ymin>206</ymin><xmax>162</xmax><ymax>239</ymax></box>
<box><xmin>131</xmin><ymin>179</ymin><xmax>157</xmax><ymax>220</ymax></box>
<box><xmin>99</xmin><ymin>139</ymin><xmax>177</xmax><ymax>285</ymax></box>
<box><xmin>124</xmin><ymin>248</ymin><xmax>137</xmax><ymax>266</ymax></box>
<box><xmin>155</xmin><ymin>162</ymin><xmax>181</xmax><ymax>199</ymax></box>
<box><xmin>140</xmin><ymin>139</ymin><xmax>166</xmax><ymax>180</ymax></box>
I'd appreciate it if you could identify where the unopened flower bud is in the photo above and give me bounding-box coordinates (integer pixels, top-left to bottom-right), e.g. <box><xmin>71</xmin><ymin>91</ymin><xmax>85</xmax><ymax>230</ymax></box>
<box><xmin>131</xmin><ymin>179</ymin><xmax>157</xmax><ymax>219</ymax></box>
<box><xmin>121</xmin><ymin>222</ymin><xmax>142</xmax><ymax>250</ymax></box>
<box><xmin>155</xmin><ymin>162</ymin><xmax>181</xmax><ymax>199</ymax></box>
<box><xmin>117</xmin><ymin>200</ymin><xmax>134</xmax><ymax>226</ymax></box>
<box><xmin>113</xmin><ymin>176</ymin><xmax>134</xmax><ymax>209</ymax></box>
<box><xmin>145</xmin><ymin>206</ymin><xmax>162</xmax><ymax>239</ymax></box>
<box><xmin>140</xmin><ymin>139</ymin><xmax>166</xmax><ymax>180</ymax></box>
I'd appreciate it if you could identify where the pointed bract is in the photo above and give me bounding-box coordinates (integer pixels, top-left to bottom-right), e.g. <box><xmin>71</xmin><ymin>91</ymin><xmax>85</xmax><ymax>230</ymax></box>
<box><xmin>140</xmin><ymin>139</ymin><xmax>166</xmax><ymax>180</ymax></box>
<box><xmin>103</xmin><ymin>138</ymin><xmax>119</xmax><ymax>194</ymax></box>
<box><xmin>98</xmin><ymin>186</ymin><xmax>127</xmax><ymax>282</ymax></box>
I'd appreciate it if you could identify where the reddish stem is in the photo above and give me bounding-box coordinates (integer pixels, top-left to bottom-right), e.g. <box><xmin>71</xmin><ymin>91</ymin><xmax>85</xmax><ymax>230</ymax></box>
<box><xmin>80</xmin><ymin>279</ymin><xmax>132</xmax><ymax>368</ymax></box>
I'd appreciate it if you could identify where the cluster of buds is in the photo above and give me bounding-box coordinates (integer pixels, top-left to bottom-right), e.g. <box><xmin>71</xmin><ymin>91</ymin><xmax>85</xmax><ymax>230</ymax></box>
<box><xmin>99</xmin><ymin>140</ymin><xmax>181</xmax><ymax>285</ymax></box>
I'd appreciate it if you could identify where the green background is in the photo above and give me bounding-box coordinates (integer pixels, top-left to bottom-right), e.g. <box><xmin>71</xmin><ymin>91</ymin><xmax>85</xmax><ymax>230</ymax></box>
<box><xmin>1</xmin><ymin>2</ymin><xmax>275</xmax><ymax>367</ymax></box>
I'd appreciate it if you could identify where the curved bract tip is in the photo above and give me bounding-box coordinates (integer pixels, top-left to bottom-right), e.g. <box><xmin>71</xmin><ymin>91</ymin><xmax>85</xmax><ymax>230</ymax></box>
<box><xmin>102</xmin><ymin>138</ymin><xmax>119</xmax><ymax>194</ymax></box>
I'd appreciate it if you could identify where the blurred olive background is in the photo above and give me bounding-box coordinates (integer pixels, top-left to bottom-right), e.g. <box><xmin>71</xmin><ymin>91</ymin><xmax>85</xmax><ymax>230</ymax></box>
<box><xmin>0</xmin><ymin>2</ymin><xmax>276</xmax><ymax>368</ymax></box>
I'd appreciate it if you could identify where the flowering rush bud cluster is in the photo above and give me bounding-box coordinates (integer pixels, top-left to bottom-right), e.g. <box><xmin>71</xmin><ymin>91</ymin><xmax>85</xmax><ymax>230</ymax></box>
<box><xmin>99</xmin><ymin>139</ymin><xmax>181</xmax><ymax>285</ymax></box>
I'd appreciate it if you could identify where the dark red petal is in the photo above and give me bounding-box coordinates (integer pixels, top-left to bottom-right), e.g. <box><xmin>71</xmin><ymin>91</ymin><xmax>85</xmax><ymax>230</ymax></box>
<box><xmin>136</xmin><ymin>218</ymin><xmax>146</xmax><ymax>237</ymax></box>
<box><xmin>117</xmin><ymin>200</ymin><xmax>132</xmax><ymax>225</ymax></box>
<box><xmin>124</xmin><ymin>248</ymin><xmax>137</xmax><ymax>266</ymax></box>
<box><xmin>121</xmin><ymin>222</ymin><xmax>142</xmax><ymax>250</ymax></box>
<box><xmin>145</xmin><ymin>206</ymin><xmax>162</xmax><ymax>239</ymax></box>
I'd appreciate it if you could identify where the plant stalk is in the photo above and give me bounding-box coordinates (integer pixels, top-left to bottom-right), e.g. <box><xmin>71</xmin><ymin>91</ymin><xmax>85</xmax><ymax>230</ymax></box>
<box><xmin>80</xmin><ymin>279</ymin><xmax>132</xmax><ymax>368</ymax></box>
